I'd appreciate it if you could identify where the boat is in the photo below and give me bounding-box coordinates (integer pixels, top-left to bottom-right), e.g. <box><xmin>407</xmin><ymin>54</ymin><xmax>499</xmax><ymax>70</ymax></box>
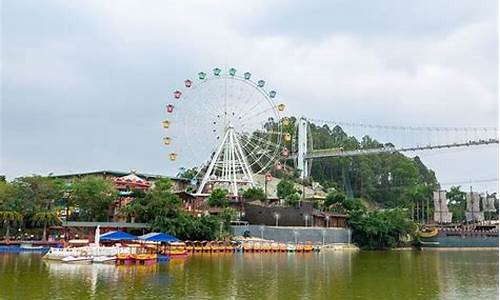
<box><xmin>279</xmin><ymin>243</ymin><xmax>288</xmax><ymax>253</ymax></box>
<box><xmin>163</xmin><ymin>242</ymin><xmax>188</xmax><ymax>257</ymax></box>
<box><xmin>287</xmin><ymin>244</ymin><xmax>296</xmax><ymax>252</ymax></box>
<box><xmin>201</xmin><ymin>241</ymin><xmax>211</xmax><ymax>253</ymax></box>
<box><xmin>135</xmin><ymin>253</ymin><xmax>157</xmax><ymax>264</ymax></box>
<box><xmin>303</xmin><ymin>243</ymin><xmax>313</xmax><ymax>252</ymax></box>
<box><xmin>193</xmin><ymin>241</ymin><xmax>203</xmax><ymax>253</ymax></box>
<box><xmin>243</xmin><ymin>242</ymin><xmax>253</xmax><ymax>253</ymax></box>
<box><xmin>116</xmin><ymin>253</ymin><xmax>135</xmax><ymax>264</ymax></box>
<box><xmin>418</xmin><ymin>225</ymin><xmax>498</xmax><ymax>248</ymax></box>
<box><xmin>92</xmin><ymin>256</ymin><xmax>116</xmax><ymax>264</ymax></box>
<box><xmin>418</xmin><ymin>191</ymin><xmax>499</xmax><ymax>249</ymax></box>
<box><xmin>61</xmin><ymin>256</ymin><xmax>93</xmax><ymax>264</ymax></box>
<box><xmin>262</xmin><ymin>242</ymin><xmax>272</xmax><ymax>252</ymax></box>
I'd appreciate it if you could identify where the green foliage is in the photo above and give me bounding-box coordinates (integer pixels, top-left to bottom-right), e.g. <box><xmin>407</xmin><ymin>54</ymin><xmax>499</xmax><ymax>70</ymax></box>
<box><xmin>349</xmin><ymin>208</ymin><xmax>416</xmax><ymax>249</ymax></box>
<box><xmin>71</xmin><ymin>176</ymin><xmax>117</xmax><ymax>222</ymax></box>
<box><xmin>10</xmin><ymin>176</ymin><xmax>65</xmax><ymax>214</ymax></box>
<box><xmin>0</xmin><ymin>181</ymin><xmax>17</xmax><ymax>211</ymax></box>
<box><xmin>242</xmin><ymin>187</ymin><xmax>266</xmax><ymax>201</ymax></box>
<box><xmin>324</xmin><ymin>191</ymin><xmax>346</xmax><ymax>208</ymax></box>
<box><xmin>277</xmin><ymin>179</ymin><xmax>296</xmax><ymax>200</ymax></box>
<box><xmin>447</xmin><ymin>186</ymin><xmax>466</xmax><ymax>222</ymax></box>
<box><xmin>121</xmin><ymin>179</ymin><xmax>232</xmax><ymax>241</ymax></box>
<box><xmin>0</xmin><ymin>210</ymin><xmax>23</xmax><ymax>239</ymax></box>
<box><xmin>285</xmin><ymin>192</ymin><xmax>301</xmax><ymax>207</ymax></box>
<box><xmin>176</xmin><ymin>167</ymin><xmax>198</xmax><ymax>180</ymax></box>
<box><xmin>306</xmin><ymin>124</ymin><xmax>438</xmax><ymax>209</ymax></box>
<box><xmin>207</xmin><ymin>188</ymin><xmax>229</xmax><ymax>208</ymax></box>
<box><xmin>32</xmin><ymin>211</ymin><xmax>61</xmax><ymax>240</ymax></box>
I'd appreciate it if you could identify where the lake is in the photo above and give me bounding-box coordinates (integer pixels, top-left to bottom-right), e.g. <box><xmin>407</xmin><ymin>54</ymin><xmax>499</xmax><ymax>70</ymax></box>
<box><xmin>0</xmin><ymin>250</ymin><xmax>497</xmax><ymax>300</ymax></box>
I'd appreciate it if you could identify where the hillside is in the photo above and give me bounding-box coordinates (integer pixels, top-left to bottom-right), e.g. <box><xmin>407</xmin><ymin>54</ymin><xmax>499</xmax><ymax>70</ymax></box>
<box><xmin>282</xmin><ymin>118</ymin><xmax>439</xmax><ymax>208</ymax></box>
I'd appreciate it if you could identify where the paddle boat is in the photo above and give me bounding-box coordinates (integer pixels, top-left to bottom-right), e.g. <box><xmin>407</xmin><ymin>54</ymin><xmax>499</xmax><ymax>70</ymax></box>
<box><xmin>184</xmin><ymin>241</ymin><xmax>195</xmax><ymax>253</ymax></box>
<box><xmin>135</xmin><ymin>253</ymin><xmax>158</xmax><ymax>264</ymax></box>
<box><xmin>201</xmin><ymin>241</ymin><xmax>211</xmax><ymax>253</ymax></box>
<box><xmin>163</xmin><ymin>242</ymin><xmax>188</xmax><ymax>257</ymax></box>
<box><xmin>271</xmin><ymin>243</ymin><xmax>280</xmax><ymax>253</ymax></box>
<box><xmin>193</xmin><ymin>241</ymin><xmax>203</xmax><ymax>253</ymax></box>
<box><xmin>262</xmin><ymin>242</ymin><xmax>272</xmax><ymax>253</ymax></box>
<box><xmin>242</xmin><ymin>242</ymin><xmax>254</xmax><ymax>253</ymax></box>
<box><xmin>303</xmin><ymin>243</ymin><xmax>313</xmax><ymax>253</ymax></box>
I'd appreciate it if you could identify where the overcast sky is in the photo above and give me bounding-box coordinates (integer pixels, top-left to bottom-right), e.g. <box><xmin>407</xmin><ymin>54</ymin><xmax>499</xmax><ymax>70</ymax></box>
<box><xmin>1</xmin><ymin>0</ymin><xmax>498</xmax><ymax>192</ymax></box>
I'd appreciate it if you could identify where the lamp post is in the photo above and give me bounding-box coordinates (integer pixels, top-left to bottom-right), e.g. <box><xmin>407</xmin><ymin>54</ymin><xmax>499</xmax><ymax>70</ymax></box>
<box><xmin>325</xmin><ymin>215</ymin><xmax>330</xmax><ymax>228</ymax></box>
<box><xmin>274</xmin><ymin>213</ymin><xmax>280</xmax><ymax>227</ymax></box>
<box><xmin>259</xmin><ymin>225</ymin><xmax>265</xmax><ymax>240</ymax></box>
<box><xmin>294</xmin><ymin>230</ymin><xmax>298</xmax><ymax>244</ymax></box>
<box><xmin>304</xmin><ymin>214</ymin><xmax>309</xmax><ymax>227</ymax></box>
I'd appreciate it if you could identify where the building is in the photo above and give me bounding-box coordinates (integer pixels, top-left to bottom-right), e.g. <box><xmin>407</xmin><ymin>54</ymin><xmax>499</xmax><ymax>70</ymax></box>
<box><xmin>52</xmin><ymin>170</ymin><xmax>190</xmax><ymax>221</ymax></box>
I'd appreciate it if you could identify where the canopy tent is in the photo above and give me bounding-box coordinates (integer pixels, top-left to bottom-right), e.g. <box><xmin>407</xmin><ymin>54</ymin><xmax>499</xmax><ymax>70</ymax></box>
<box><xmin>100</xmin><ymin>231</ymin><xmax>137</xmax><ymax>241</ymax></box>
<box><xmin>138</xmin><ymin>232</ymin><xmax>179</xmax><ymax>243</ymax></box>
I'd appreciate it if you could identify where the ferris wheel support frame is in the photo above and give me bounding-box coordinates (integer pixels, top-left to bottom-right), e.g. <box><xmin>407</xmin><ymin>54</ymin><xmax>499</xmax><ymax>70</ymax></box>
<box><xmin>195</xmin><ymin>126</ymin><xmax>255</xmax><ymax>197</ymax></box>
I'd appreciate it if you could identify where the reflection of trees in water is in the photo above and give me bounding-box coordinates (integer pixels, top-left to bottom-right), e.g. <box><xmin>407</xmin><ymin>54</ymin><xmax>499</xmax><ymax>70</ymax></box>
<box><xmin>1</xmin><ymin>252</ymin><xmax>498</xmax><ymax>299</ymax></box>
<box><xmin>166</xmin><ymin>253</ymin><xmax>357</xmax><ymax>299</ymax></box>
<box><xmin>43</xmin><ymin>261</ymin><xmax>171</xmax><ymax>299</ymax></box>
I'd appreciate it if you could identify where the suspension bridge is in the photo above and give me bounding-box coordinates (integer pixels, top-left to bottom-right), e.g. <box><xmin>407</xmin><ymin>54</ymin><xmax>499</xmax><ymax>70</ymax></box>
<box><xmin>295</xmin><ymin>117</ymin><xmax>499</xmax><ymax>179</ymax></box>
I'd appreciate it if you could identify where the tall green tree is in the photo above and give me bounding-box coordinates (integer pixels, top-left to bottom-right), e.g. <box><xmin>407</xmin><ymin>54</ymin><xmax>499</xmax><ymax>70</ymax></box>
<box><xmin>242</xmin><ymin>187</ymin><xmax>266</xmax><ymax>201</ymax></box>
<box><xmin>71</xmin><ymin>176</ymin><xmax>117</xmax><ymax>221</ymax></box>
<box><xmin>207</xmin><ymin>188</ymin><xmax>229</xmax><ymax>208</ymax></box>
<box><xmin>0</xmin><ymin>211</ymin><xmax>23</xmax><ymax>239</ymax></box>
<box><xmin>447</xmin><ymin>186</ymin><xmax>466</xmax><ymax>222</ymax></box>
<box><xmin>32</xmin><ymin>211</ymin><xmax>61</xmax><ymax>241</ymax></box>
<box><xmin>277</xmin><ymin>179</ymin><xmax>296</xmax><ymax>200</ymax></box>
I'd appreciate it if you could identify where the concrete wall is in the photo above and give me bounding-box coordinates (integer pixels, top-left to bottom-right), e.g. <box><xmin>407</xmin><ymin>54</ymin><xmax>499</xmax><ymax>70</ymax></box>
<box><xmin>232</xmin><ymin>225</ymin><xmax>351</xmax><ymax>244</ymax></box>
<box><xmin>242</xmin><ymin>202</ymin><xmax>315</xmax><ymax>226</ymax></box>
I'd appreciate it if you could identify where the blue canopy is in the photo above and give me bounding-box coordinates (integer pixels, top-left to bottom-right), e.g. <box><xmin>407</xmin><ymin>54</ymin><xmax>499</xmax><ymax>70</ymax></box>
<box><xmin>100</xmin><ymin>231</ymin><xmax>137</xmax><ymax>241</ymax></box>
<box><xmin>138</xmin><ymin>232</ymin><xmax>179</xmax><ymax>243</ymax></box>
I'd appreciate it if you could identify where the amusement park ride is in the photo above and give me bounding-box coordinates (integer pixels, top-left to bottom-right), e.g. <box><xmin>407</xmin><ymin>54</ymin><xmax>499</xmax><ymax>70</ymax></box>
<box><xmin>163</xmin><ymin>68</ymin><xmax>289</xmax><ymax>197</ymax></box>
<box><xmin>163</xmin><ymin>68</ymin><xmax>499</xmax><ymax>198</ymax></box>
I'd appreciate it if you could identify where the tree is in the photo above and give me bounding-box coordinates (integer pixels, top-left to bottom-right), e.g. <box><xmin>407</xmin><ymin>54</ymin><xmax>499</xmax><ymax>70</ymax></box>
<box><xmin>71</xmin><ymin>176</ymin><xmax>117</xmax><ymax>221</ymax></box>
<box><xmin>207</xmin><ymin>188</ymin><xmax>229</xmax><ymax>208</ymax></box>
<box><xmin>0</xmin><ymin>211</ymin><xmax>23</xmax><ymax>239</ymax></box>
<box><xmin>285</xmin><ymin>192</ymin><xmax>301</xmax><ymax>207</ymax></box>
<box><xmin>277</xmin><ymin>179</ymin><xmax>296</xmax><ymax>200</ymax></box>
<box><xmin>32</xmin><ymin>211</ymin><xmax>61</xmax><ymax>241</ymax></box>
<box><xmin>447</xmin><ymin>186</ymin><xmax>466</xmax><ymax>222</ymax></box>
<box><xmin>242</xmin><ymin>187</ymin><xmax>266</xmax><ymax>201</ymax></box>
<box><xmin>349</xmin><ymin>208</ymin><xmax>416</xmax><ymax>249</ymax></box>
<box><xmin>324</xmin><ymin>191</ymin><xmax>346</xmax><ymax>208</ymax></box>
<box><xmin>12</xmin><ymin>176</ymin><xmax>65</xmax><ymax>212</ymax></box>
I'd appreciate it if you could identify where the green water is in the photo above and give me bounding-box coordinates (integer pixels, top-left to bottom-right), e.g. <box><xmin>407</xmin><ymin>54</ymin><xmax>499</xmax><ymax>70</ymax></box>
<box><xmin>0</xmin><ymin>251</ymin><xmax>498</xmax><ymax>300</ymax></box>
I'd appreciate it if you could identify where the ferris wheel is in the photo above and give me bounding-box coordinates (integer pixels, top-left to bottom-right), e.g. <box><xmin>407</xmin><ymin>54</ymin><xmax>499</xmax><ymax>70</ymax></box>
<box><xmin>162</xmin><ymin>67</ymin><xmax>290</xmax><ymax>197</ymax></box>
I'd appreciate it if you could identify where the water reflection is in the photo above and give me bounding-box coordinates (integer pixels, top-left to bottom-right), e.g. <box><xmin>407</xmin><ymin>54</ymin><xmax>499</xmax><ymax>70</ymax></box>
<box><xmin>0</xmin><ymin>251</ymin><xmax>497</xmax><ymax>300</ymax></box>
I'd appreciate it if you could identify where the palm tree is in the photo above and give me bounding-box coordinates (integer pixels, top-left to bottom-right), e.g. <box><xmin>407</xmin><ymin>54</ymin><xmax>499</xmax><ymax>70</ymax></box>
<box><xmin>32</xmin><ymin>211</ymin><xmax>61</xmax><ymax>241</ymax></box>
<box><xmin>0</xmin><ymin>211</ymin><xmax>23</xmax><ymax>240</ymax></box>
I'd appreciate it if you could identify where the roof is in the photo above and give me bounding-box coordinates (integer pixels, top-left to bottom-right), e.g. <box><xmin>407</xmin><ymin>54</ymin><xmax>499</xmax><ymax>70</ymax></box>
<box><xmin>114</xmin><ymin>173</ymin><xmax>152</xmax><ymax>188</ymax></box>
<box><xmin>138</xmin><ymin>232</ymin><xmax>179</xmax><ymax>242</ymax></box>
<box><xmin>100</xmin><ymin>231</ymin><xmax>137</xmax><ymax>241</ymax></box>
<box><xmin>50</xmin><ymin>170</ymin><xmax>190</xmax><ymax>181</ymax></box>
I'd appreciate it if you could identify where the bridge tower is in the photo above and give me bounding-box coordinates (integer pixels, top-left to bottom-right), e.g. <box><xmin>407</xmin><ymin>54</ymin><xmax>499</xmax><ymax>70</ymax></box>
<box><xmin>297</xmin><ymin>117</ymin><xmax>309</xmax><ymax>179</ymax></box>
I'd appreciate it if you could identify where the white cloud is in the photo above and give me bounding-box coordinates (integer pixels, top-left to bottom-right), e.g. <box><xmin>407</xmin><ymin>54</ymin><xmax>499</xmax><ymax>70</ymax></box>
<box><xmin>2</xmin><ymin>0</ymin><xmax>498</xmax><ymax>191</ymax></box>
